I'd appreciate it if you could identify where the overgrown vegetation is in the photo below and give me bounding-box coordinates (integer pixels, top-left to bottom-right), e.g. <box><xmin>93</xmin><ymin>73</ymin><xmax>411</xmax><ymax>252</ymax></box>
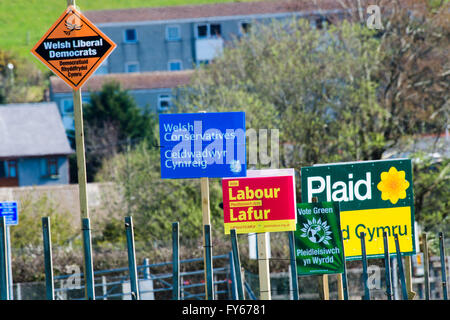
<box><xmin>5</xmin><ymin>0</ymin><xmax>449</xmax><ymax>282</ymax></box>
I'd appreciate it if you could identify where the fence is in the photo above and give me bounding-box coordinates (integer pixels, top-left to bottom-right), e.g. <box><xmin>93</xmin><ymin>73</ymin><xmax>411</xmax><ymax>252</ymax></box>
<box><xmin>0</xmin><ymin>215</ymin><xmax>448</xmax><ymax>300</ymax></box>
<box><xmin>245</xmin><ymin>255</ymin><xmax>449</xmax><ymax>300</ymax></box>
<box><xmin>9</xmin><ymin>254</ymin><xmax>259</xmax><ymax>300</ymax></box>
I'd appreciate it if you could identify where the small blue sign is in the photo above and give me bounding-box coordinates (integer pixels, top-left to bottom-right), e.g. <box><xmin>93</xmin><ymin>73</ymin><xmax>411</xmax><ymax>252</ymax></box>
<box><xmin>0</xmin><ymin>202</ymin><xmax>18</xmax><ymax>226</ymax></box>
<box><xmin>159</xmin><ymin>112</ymin><xmax>246</xmax><ymax>179</ymax></box>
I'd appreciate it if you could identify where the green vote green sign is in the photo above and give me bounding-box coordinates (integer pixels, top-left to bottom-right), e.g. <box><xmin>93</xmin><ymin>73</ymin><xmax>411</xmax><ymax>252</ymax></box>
<box><xmin>295</xmin><ymin>202</ymin><xmax>344</xmax><ymax>275</ymax></box>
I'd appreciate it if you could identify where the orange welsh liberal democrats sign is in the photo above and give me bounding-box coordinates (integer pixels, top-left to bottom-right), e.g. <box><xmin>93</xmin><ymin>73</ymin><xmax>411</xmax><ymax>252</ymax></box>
<box><xmin>31</xmin><ymin>5</ymin><xmax>116</xmax><ymax>90</ymax></box>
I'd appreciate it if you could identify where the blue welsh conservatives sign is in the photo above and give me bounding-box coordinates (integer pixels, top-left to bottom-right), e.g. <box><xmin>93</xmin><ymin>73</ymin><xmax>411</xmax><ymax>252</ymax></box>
<box><xmin>159</xmin><ymin>112</ymin><xmax>246</xmax><ymax>179</ymax></box>
<box><xmin>0</xmin><ymin>202</ymin><xmax>18</xmax><ymax>226</ymax></box>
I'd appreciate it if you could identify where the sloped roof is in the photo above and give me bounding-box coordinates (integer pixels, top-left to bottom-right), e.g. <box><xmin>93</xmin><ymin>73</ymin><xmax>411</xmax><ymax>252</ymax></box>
<box><xmin>84</xmin><ymin>0</ymin><xmax>424</xmax><ymax>24</ymax></box>
<box><xmin>84</xmin><ymin>0</ymin><xmax>341</xmax><ymax>24</ymax></box>
<box><xmin>50</xmin><ymin>70</ymin><xmax>194</xmax><ymax>94</ymax></box>
<box><xmin>0</xmin><ymin>103</ymin><xmax>73</xmax><ymax>158</ymax></box>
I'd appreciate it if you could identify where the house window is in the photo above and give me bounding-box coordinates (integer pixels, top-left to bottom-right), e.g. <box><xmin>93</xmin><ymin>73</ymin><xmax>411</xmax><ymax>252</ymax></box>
<box><xmin>210</xmin><ymin>24</ymin><xmax>222</xmax><ymax>37</ymax></box>
<box><xmin>41</xmin><ymin>158</ymin><xmax>59</xmax><ymax>178</ymax></box>
<box><xmin>124</xmin><ymin>29</ymin><xmax>137</xmax><ymax>43</ymax></box>
<box><xmin>125</xmin><ymin>62</ymin><xmax>140</xmax><ymax>73</ymax></box>
<box><xmin>0</xmin><ymin>162</ymin><xmax>5</xmax><ymax>178</ymax></box>
<box><xmin>315</xmin><ymin>17</ymin><xmax>331</xmax><ymax>30</ymax></box>
<box><xmin>196</xmin><ymin>24</ymin><xmax>208</xmax><ymax>39</ymax></box>
<box><xmin>195</xmin><ymin>23</ymin><xmax>221</xmax><ymax>39</ymax></box>
<box><xmin>240</xmin><ymin>21</ymin><xmax>251</xmax><ymax>34</ymax></box>
<box><xmin>196</xmin><ymin>60</ymin><xmax>210</xmax><ymax>66</ymax></box>
<box><xmin>158</xmin><ymin>94</ymin><xmax>172</xmax><ymax>112</ymax></box>
<box><xmin>0</xmin><ymin>160</ymin><xmax>17</xmax><ymax>178</ymax></box>
<box><xmin>168</xmin><ymin>60</ymin><xmax>182</xmax><ymax>71</ymax></box>
<box><xmin>61</xmin><ymin>99</ymin><xmax>74</xmax><ymax>115</ymax></box>
<box><xmin>166</xmin><ymin>25</ymin><xmax>181</xmax><ymax>41</ymax></box>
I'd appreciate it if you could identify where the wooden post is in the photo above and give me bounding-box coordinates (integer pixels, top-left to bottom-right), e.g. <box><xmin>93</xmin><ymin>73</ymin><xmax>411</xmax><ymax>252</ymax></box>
<box><xmin>337</xmin><ymin>274</ymin><xmax>344</xmax><ymax>300</ymax></box>
<box><xmin>201</xmin><ymin>177</ymin><xmax>211</xmax><ymax>226</ymax></box>
<box><xmin>404</xmin><ymin>256</ymin><xmax>416</xmax><ymax>299</ymax></box>
<box><xmin>257</xmin><ymin>232</ymin><xmax>271</xmax><ymax>300</ymax></box>
<box><xmin>73</xmin><ymin>88</ymin><xmax>89</xmax><ymax>221</ymax></box>
<box><xmin>318</xmin><ymin>274</ymin><xmax>330</xmax><ymax>300</ymax></box>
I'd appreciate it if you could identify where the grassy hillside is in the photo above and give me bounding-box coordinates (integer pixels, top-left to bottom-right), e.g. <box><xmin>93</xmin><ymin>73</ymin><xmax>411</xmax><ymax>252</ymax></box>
<box><xmin>0</xmin><ymin>0</ymin><xmax>254</xmax><ymax>66</ymax></box>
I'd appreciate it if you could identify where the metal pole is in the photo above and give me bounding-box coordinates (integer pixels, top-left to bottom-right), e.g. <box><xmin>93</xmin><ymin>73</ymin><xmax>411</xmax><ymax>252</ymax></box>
<box><xmin>82</xmin><ymin>218</ymin><xmax>95</xmax><ymax>300</ymax></box>
<box><xmin>438</xmin><ymin>232</ymin><xmax>448</xmax><ymax>300</ymax></box>
<box><xmin>360</xmin><ymin>232</ymin><xmax>370</xmax><ymax>300</ymax></box>
<box><xmin>383</xmin><ymin>232</ymin><xmax>393</xmax><ymax>300</ymax></box>
<box><xmin>394</xmin><ymin>233</ymin><xmax>408</xmax><ymax>300</ymax></box>
<box><xmin>421</xmin><ymin>233</ymin><xmax>430</xmax><ymax>300</ymax></box>
<box><xmin>172</xmin><ymin>222</ymin><xmax>180</xmax><ymax>300</ymax></box>
<box><xmin>0</xmin><ymin>216</ymin><xmax>9</xmax><ymax>300</ymax></box>
<box><xmin>340</xmin><ymin>229</ymin><xmax>349</xmax><ymax>300</ymax></box>
<box><xmin>229</xmin><ymin>251</ymin><xmax>238</xmax><ymax>300</ymax></box>
<box><xmin>101</xmin><ymin>276</ymin><xmax>107</xmax><ymax>300</ymax></box>
<box><xmin>204</xmin><ymin>224</ymin><xmax>214</xmax><ymax>300</ymax></box>
<box><xmin>287</xmin><ymin>231</ymin><xmax>299</xmax><ymax>300</ymax></box>
<box><xmin>6</xmin><ymin>226</ymin><xmax>12</xmax><ymax>299</ymax></box>
<box><xmin>42</xmin><ymin>217</ymin><xmax>55</xmax><ymax>300</ymax></box>
<box><xmin>200</xmin><ymin>176</ymin><xmax>214</xmax><ymax>300</ymax></box>
<box><xmin>230</xmin><ymin>229</ymin><xmax>244</xmax><ymax>300</ymax></box>
<box><xmin>143</xmin><ymin>258</ymin><xmax>151</xmax><ymax>280</ymax></box>
<box><xmin>125</xmin><ymin>216</ymin><xmax>140</xmax><ymax>300</ymax></box>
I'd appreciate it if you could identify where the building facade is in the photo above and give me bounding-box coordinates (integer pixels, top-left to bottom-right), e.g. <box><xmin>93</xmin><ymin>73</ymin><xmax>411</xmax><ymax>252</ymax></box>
<box><xmin>49</xmin><ymin>1</ymin><xmax>348</xmax><ymax>135</ymax></box>
<box><xmin>85</xmin><ymin>1</ymin><xmax>343</xmax><ymax>74</ymax></box>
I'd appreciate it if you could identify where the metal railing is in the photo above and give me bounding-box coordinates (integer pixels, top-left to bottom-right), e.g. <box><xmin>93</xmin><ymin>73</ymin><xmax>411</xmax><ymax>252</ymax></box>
<box><xmin>51</xmin><ymin>254</ymin><xmax>232</xmax><ymax>300</ymax></box>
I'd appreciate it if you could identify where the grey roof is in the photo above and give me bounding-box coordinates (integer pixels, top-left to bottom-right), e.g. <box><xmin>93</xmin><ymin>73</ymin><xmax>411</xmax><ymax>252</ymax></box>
<box><xmin>0</xmin><ymin>102</ymin><xmax>73</xmax><ymax>158</ymax></box>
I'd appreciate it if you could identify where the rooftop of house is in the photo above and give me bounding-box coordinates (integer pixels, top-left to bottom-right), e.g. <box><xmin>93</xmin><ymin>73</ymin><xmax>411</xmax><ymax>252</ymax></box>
<box><xmin>50</xmin><ymin>70</ymin><xmax>194</xmax><ymax>94</ymax></box>
<box><xmin>84</xmin><ymin>0</ymin><xmax>342</xmax><ymax>24</ymax></box>
<box><xmin>84</xmin><ymin>0</ymin><xmax>424</xmax><ymax>25</ymax></box>
<box><xmin>0</xmin><ymin>103</ymin><xmax>73</xmax><ymax>158</ymax></box>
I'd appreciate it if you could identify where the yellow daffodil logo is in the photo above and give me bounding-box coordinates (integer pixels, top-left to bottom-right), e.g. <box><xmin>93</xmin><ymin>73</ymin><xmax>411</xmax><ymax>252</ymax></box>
<box><xmin>377</xmin><ymin>167</ymin><xmax>410</xmax><ymax>204</ymax></box>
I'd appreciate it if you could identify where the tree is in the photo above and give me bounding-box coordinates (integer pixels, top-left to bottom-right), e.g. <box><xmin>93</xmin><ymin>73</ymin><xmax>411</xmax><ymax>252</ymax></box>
<box><xmin>371</xmin><ymin>0</ymin><xmax>449</xmax><ymax>159</ymax></box>
<box><xmin>175</xmin><ymin>13</ymin><xmax>448</xmax><ymax>231</ymax></box>
<box><xmin>413</xmin><ymin>155</ymin><xmax>449</xmax><ymax>235</ymax></box>
<box><xmin>82</xmin><ymin>81</ymin><xmax>157</xmax><ymax>181</ymax></box>
<box><xmin>95</xmin><ymin>140</ymin><xmax>224</xmax><ymax>242</ymax></box>
<box><xmin>0</xmin><ymin>49</ymin><xmax>46</xmax><ymax>103</ymax></box>
<box><xmin>10</xmin><ymin>191</ymin><xmax>76</xmax><ymax>249</ymax></box>
<box><xmin>176</xmin><ymin>19</ymin><xmax>386</xmax><ymax>167</ymax></box>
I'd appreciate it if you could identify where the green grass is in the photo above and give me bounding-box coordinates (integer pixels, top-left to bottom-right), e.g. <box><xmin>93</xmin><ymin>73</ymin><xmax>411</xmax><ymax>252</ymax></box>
<box><xmin>0</xmin><ymin>0</ymin><xmax>254</xmax><ymax>67</ymax></box>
